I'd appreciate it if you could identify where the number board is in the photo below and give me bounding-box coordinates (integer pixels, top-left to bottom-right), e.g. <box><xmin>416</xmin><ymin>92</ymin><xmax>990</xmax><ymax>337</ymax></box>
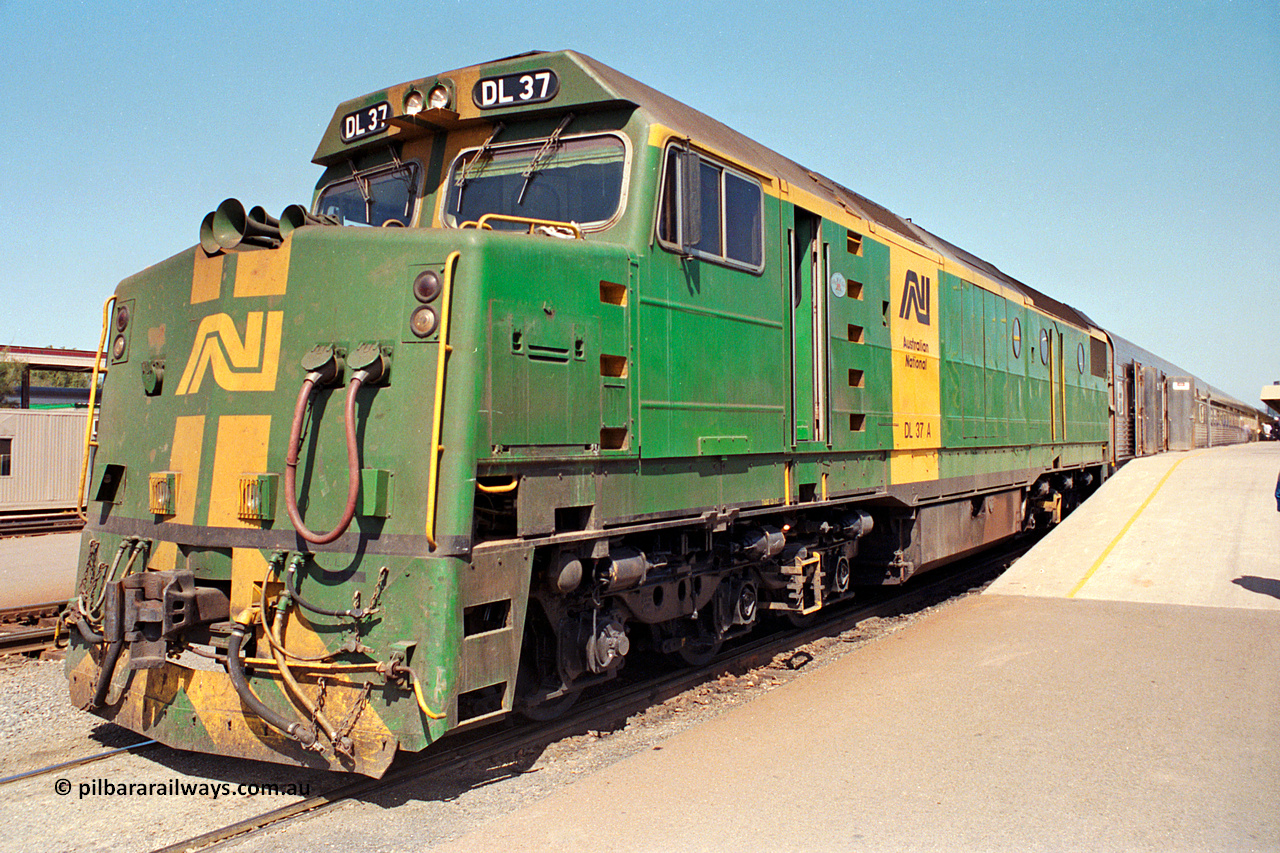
<box><xmin>472</xmin><ymin>70</ymin><xmax>560</xmax><ymax>109</ymax></box>
<box><xmin>341</xmin><ymin>102</ymin><xmax>391</xmax><ymax>143</ymax></box>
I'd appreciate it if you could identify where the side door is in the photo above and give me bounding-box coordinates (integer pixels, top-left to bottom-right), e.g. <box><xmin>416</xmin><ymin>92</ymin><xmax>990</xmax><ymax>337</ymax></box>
<box><xmin>789</xmin><ymin>207</ymin><xmax>826</xmax><ymax>444</ymax></box>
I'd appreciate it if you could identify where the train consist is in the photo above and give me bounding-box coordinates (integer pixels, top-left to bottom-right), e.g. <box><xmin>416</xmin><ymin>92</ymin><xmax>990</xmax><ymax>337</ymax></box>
<box><xmin>65</xmin><ymin>51</ymin><xmax>1266</xmax><ymax>775</ymax></box>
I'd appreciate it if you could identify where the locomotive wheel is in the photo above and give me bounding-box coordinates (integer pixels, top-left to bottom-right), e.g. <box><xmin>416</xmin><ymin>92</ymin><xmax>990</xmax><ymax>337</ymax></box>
<box><xmin>514</xmin><ymin>603</ymin><xmax>580</xmax><ymax>721</ymax></box>
<box><xmin>785</xmin><ymin>611</ymin><xmax>819</xmax><ymax>629</ymax></box>
<box><xmin>675</xmin><ymin>635</ymin><xmax>722</xmax><ymax>667</ymax></box>
<box><xmin>671</xmin><ymin>604</ymin><xmax>724</xmax><ymax>666</ymax></box>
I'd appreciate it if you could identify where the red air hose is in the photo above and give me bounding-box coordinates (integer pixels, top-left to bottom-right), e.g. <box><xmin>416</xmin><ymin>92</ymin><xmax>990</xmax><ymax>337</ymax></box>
<box><xmin>285</xmin><ymin>372</ymin><xmax>365</xmax><ymax>545</ymax></box>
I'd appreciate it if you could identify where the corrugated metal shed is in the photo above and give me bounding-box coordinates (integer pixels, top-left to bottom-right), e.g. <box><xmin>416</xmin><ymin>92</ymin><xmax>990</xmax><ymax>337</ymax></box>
<box><xmin>0</xmin><ymin>409</ymin><xmax>89</xmax><ymax>512</ymax></box>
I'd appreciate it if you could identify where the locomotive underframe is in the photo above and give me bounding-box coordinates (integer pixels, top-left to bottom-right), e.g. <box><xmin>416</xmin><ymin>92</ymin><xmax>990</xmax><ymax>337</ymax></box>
<box><xmin>469</xmin><ymin>453</ymin><xmax>1105</xmax><ymax>715</ymax></box>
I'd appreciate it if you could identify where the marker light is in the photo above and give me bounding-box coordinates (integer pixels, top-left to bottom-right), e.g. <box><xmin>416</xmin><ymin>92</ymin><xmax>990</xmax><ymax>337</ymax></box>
<box><xmin>149</xmin><ymin>472</ymin><xmax>179</xmax><ymax>516</ymax></box>
<box><xmin>238</xmin><ymin>473</ymin><xmax>278</xmax><ymax>521</ymax></box>
<box><xmin>413</xmin><ymin>270</ymin><xmax>442</xmax><ymax>302</ymax></box>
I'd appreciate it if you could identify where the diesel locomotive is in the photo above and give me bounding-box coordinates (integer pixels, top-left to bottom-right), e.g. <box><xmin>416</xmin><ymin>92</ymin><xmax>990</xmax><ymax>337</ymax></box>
<box><xmin>65</xmin><ymin>50</ymin><xmax>1261</xmax><ymax>776</ymax></box>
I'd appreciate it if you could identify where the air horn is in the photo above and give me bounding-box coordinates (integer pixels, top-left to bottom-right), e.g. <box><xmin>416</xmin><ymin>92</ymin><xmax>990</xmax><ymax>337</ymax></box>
<box><xmin>198</xmin><ymin>199</ymin><xmax>282</xmax><ymax>253</ymax></box>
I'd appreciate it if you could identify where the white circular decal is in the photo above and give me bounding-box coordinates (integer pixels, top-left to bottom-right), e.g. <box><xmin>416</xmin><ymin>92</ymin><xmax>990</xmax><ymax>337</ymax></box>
<box><xmin>830</xmin><ymin>272</ymin><xmax>847</xmax><ymax>298</ymax></box>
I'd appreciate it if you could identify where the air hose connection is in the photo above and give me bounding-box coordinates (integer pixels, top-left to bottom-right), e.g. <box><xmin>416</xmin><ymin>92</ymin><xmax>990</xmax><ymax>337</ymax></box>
<box><xmin>282</xmin><ymin>552</ymin><xmax>377</xmax><ymax>620</ymax></box>
<box><xmin>224</xmin><ymin>553</ymin><xmax>372</xmax><ymax>756</ymax></box>
<box><xmin>80</xmin><ymin>538</ymin><xmax>149</xmax><ymax>710</ymax></box>
<box><xmin>284</xmin><ymin>344</ymin><xmax>388</xmax><ymax>546</ymax></box>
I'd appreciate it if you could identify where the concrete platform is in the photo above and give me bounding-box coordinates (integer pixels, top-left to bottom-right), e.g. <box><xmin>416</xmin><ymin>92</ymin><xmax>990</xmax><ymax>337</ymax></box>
<box><xmin>0</xmin><ymin>531</ymin><xmax>79</xmax><ymax>609</ymax></box>
<box><xmin>988</xmin><ymin>443</ymin><xmax>1280</xmax><ymax>608</ymax></box>
<box><xmin>430</xmin><ymin>444</ymin><xmax>1280</xmax><ymax>852</ymax></box>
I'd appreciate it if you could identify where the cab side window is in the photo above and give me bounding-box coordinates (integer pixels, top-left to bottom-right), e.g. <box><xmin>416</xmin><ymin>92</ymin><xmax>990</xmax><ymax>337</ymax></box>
<box><xmin>657</xmin><ymin>144</ymin><xmax>764</xmax><ymax>273</ymax></box>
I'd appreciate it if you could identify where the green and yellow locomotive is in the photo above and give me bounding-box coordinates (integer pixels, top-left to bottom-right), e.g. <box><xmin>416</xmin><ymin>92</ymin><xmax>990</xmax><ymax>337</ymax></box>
<box><xmin>67</xmin><ymin>51</ymin><xmax>1111</xmax><ymax>775</ymax></box>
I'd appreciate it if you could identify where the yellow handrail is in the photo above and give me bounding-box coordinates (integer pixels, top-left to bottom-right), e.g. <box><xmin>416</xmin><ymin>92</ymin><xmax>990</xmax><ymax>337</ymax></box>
<box><xmin>77</xmin><ymin>295</ymin><xmax>115</xmax><ymax>520</ymax></box>
<box><xmin>476</xmin><ymin>478</ymin><xmax>518</xmax><ymax>494</ymax></box>
<box><xmin>425</xmin><ymin>251</ymin><xmax>461</xmax><ymax>550</ymax></box>
<box><xmin>412</xmin><ymin>672</ymin><xmax>448</xmax><ymax>720</ymax></box>
<box><xmin>470</xmin><ymin>213</ymin><xmax>583</xmax><ymax>238</ymax></box>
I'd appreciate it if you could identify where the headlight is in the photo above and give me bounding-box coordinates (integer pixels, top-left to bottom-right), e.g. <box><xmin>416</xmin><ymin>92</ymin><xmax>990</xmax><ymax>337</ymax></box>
<box><xmin>428</xmin><ymin>84</ymin><xmax>450</xmax><ymax>110</ymax></box>
<box><xmin>404</xmin><ymin>90</ymin><xmax>424</xmax><ymax>115</ymax></box>
<box><xmin>410</xmin><ymin>306</ymin><xmax>439</xmax><ymax>338</ymax></box>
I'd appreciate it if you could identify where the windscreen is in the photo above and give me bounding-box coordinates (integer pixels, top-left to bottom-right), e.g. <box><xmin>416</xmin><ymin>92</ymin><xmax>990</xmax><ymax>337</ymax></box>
<box><xmin>316</xmin><ymin>164</ymin><xmax>419</xmax><ymax>227</ymax></box>
<box><xmin>444</xmin><ymin>135</ymin><xmax>626</xmax><ymax>230</ymax></box>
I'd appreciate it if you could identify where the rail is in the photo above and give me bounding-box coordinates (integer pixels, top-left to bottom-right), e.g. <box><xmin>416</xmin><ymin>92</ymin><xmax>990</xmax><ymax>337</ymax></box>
<box><xmin>0</xmin><ymin>624</ymin><xmax>58</xmax><ymax>656</ymax></box>
<box><xmin>0</xmin><ymin>511</ymin><xmax>85</xmax><ymax>537</ymax></box>
<box><xmin>0</xmin><ymin>739</ymin><xmax>157</xmax><ymax>787</ymax></box>
<box><xmin>0</xmin><ymin>600</ymin><xmax>66</xmax><ymax>656</ymax></box>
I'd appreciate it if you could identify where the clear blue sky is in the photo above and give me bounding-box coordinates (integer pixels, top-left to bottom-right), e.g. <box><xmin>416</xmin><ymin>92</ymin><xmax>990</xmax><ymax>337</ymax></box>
<box><xmin>1</xmin><ymin>1</ymin><xmax>1275</xmax><ymax>405</ymax></box>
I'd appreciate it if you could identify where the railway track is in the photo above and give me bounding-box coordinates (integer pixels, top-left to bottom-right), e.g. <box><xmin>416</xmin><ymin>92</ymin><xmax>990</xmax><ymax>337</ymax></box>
<box><xmin>0</xmin><ymin>623</ymin><xmax>59</xmax><ymax>656</ymax></box>
<box><xmin>0</xmin><ymin>601</ymin><xmax>65</xmax><ymax>657</ymax></box>
<box><xmin>148</xmin><ymin>538</ymin><xmax>1032</xmax><ymax>853</ymax></box>
<box><xmin>0</xmin><ymin>512</ymin><xmax>84</xmax><ymax>538</ymax></box>
<box><xmin>0</xmin><ymin>739</ymin><xmax>158</xmax><ymax>787</ymax></box>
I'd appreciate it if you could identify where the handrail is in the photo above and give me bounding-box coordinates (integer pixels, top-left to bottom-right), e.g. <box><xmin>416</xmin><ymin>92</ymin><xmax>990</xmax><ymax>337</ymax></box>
<box><xmin>425</xmin><ymin>251</ymin><xmax>461</xmax><ymax>550</ymax></box>
<box><xmin>476</xmin><ymin>478</ymin><xmax>518</xmax><ymax>494</ymax></box>
<box><xmin>463</xmin><ymin>214</ymin><xmax>583</xmax><ymax>238</ymax></box>
<box><xmin>77</xmin><ymin>295</ymin><xmax>115</xmax><ymax>519</ymax></box>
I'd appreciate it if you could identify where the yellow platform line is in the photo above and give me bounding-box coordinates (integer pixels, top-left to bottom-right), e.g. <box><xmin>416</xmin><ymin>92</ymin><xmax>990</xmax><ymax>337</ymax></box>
<box><xmin>1067</xmin><ymin>453</ymin><xmax>1199</xmax><ymax>598</ymax></box>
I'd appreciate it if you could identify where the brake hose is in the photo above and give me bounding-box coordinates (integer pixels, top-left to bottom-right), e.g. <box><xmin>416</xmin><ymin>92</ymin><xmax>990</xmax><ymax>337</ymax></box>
<box><xmin>279</xmin><ymin>552</ymin><xmax>369</xmax><ymax>619</ymax></box>
<box><xmin>284</xmin><ymin>371</ymin><xmax>366</xmax><ymax>545</ymax></box>
<box><xmin>267</xmin><ymin>595</ymin><xmax>352</xmax><ymax>756</ymax></box>
<box><xmin>226</xmin><ymin>614</ymin><xmax>318</xmax><ymax>749</ymax></box>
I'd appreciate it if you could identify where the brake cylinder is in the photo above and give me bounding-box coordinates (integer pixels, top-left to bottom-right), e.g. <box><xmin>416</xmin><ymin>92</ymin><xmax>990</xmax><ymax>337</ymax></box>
<box><xmin>598</xmin><ymin>548</ymin><xmax>650</xmax><ymax>592</ymax></box>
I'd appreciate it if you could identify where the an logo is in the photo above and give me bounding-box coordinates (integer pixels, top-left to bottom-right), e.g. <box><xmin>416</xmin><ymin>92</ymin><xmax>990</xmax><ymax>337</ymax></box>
<box><xmin>899</xmin><ymin>271</ymin><xmax>931</xmax><ymax>326</ymax></box>
<box><xmin>175</xmin><ymin>311</ymin><xmax>283</xmax><ymax>395</ymax></box>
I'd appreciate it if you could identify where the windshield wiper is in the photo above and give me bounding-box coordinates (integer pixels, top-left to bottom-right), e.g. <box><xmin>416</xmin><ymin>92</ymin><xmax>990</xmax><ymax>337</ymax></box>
<box><xmin>344</xmin><ymin>159</ymin><xmax>373</xmax><ymax>222</ymax></box>
<box><xmin>517</xmin><ymin>113</ymin><xmax>575</xmax><ymax>205</ymax></box>
<box><xmin>455</xmin><ymin>121</ymin><xmax>506</xmax><ymax>190</ymax></box>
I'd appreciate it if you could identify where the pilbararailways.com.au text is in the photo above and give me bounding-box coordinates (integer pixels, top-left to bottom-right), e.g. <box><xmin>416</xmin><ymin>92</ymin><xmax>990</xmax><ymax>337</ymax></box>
<box><xmin>55</xmin><ymin>778</ymin><xmax>313</xmax><ymax>799</ymax></box>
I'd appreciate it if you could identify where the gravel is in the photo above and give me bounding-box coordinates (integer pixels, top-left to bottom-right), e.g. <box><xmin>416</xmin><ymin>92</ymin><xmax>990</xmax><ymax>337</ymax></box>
<box><xmin>0</xmin><ymin>656</ymin><xmax>136</xmax><ymax>774</ymax></box>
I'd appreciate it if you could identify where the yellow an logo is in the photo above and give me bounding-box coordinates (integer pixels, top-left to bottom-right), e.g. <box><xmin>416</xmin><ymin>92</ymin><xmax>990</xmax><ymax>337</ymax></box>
<box><xmin>176</xmin><ymin>311</ymin><xmax>284</xmax><ymax>395</ymax></box>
